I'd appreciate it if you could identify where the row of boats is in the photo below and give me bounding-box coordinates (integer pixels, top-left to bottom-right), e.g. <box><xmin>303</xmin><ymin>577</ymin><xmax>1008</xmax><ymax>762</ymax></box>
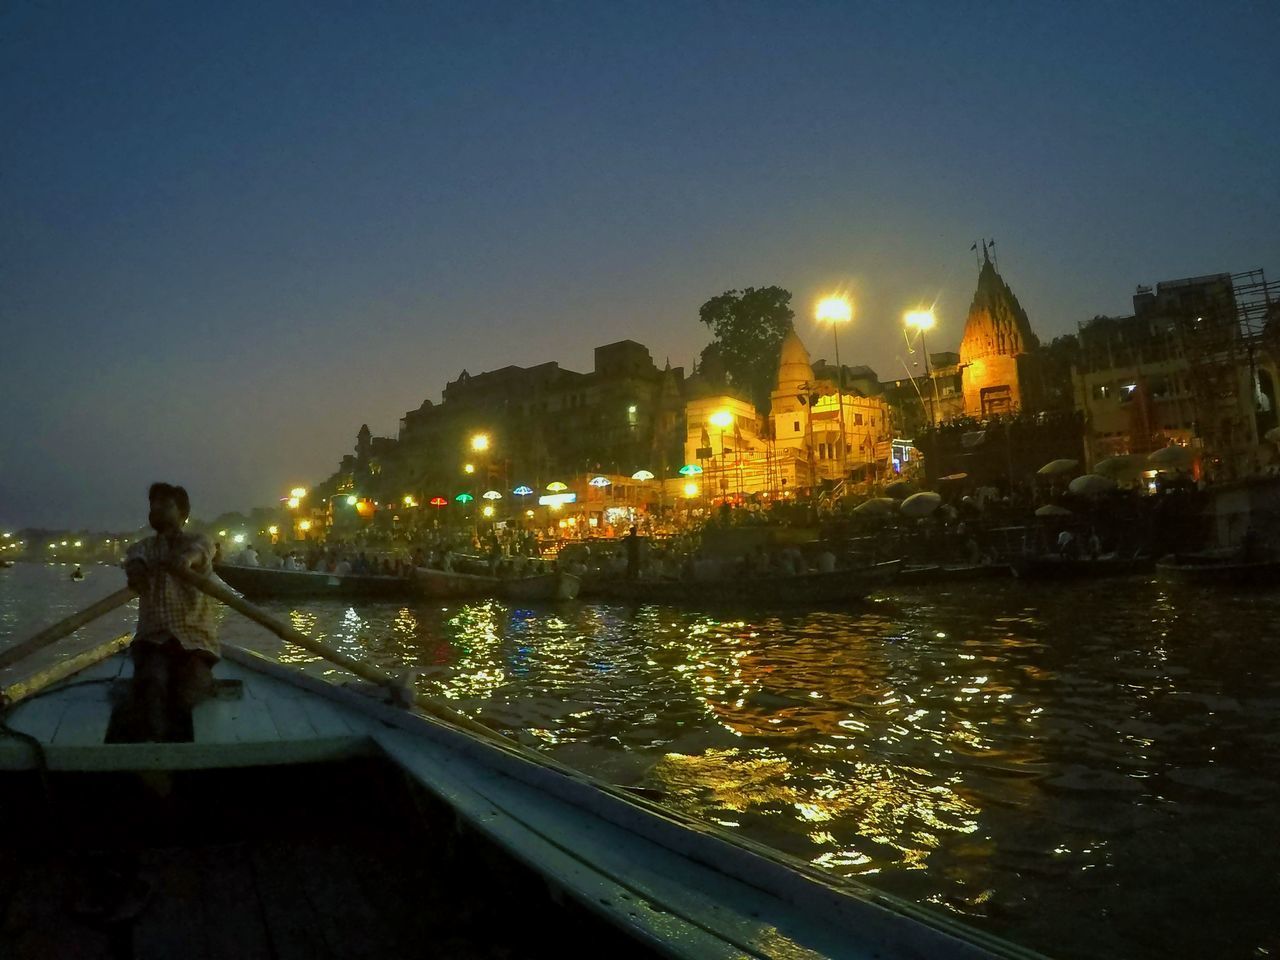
<box><xmin>213</xmin><ymin>546</ymin><xmax>1280</xmax><ymax>607</ymax></box>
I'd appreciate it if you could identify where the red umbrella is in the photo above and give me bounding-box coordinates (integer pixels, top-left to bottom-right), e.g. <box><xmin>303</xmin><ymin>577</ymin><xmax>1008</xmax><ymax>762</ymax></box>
<box><xmin>429</xmin><ymin>496</ymin><xmax>447</xmax><ymax>508</ymax></box>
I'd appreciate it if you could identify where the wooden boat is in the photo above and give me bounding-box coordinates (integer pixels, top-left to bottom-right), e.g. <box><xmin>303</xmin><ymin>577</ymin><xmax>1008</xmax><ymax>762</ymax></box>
<box><xmin>1156</xmin><ymin>552</ymin><xmax>1280</xmax><ymax>586</ymax></box>
<box><xmin>595</xmin><ymin>567</ymin><xmax>887</xmax><ymax>606</ymax></box>
<box><xmin>411</xmin><ymin>565</ymin><xmax>501</xmax><ymax>599</ymax></box>
<box><xmin>500</xmin><ymin>570</ymin><xmax>581</xmax><ymax>601</ymax></box>
<box><xmin>0</xmin><ymin>632</ymin><xmax>1044</xmax><ymax>959</ymax></box>
<box><xmin>1010</xmin><ymin>553</ymin><xmax>1153</xmax><ymax>580</ymax></box>
<box><xmin>213</xmin><ymin>562</ymin><xmax>415</xmax><ymax>601</ymax></box>
<box><xmin>896</xmin><ymin>563</ymin><xmax>1012</xmax><ymax>585</ymax></box>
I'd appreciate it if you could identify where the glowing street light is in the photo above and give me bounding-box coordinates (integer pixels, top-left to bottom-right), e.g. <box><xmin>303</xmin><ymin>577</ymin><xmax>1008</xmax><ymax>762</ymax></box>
<box><xmin>816</xmin><ymin>295</ymin><xmax>852</xmax><ymax>484</ymax></box>
<box><xmin>268</xmin><ymin>525</ymin><xmax>279</xmax><ymax>535</ymax></box>
<box><xmin>683</xmin><ymin>482</ymin><xmax>699</xmax><ymax>498</ymax></box>
<box><xmin>289</xmin><ymin>487</ymin><xmax>307</xmax><ymax>499</ymax></box>
<box><xmin>464</xmin><ymin>463</ymin><xmax>475</xmax><ymax>475</ymax></box>
<box><xmin>286</xmin><ymin>497</ymin><xmax>300</xmax><ymax>509</ymax></box>
<box><xmin>298</xmin><ymin>520</ymin><xmax>312</xmax><ymax>532</ymax></box>
<box><xmin>346</xmin><ymin>495</ymin><xmax>358</xmax><ymax>506</ymax></box>
<box><xmin>470</xmin><ymin>433</ymin><xmax>490</xmax><ymax>453</ymax></box>
<box><xmin>481</xmin><ymin>504</ymin><xmax>495</xmax><ymax>518</ymax></box>
<box><xmin>403</xmin><ymin>495</ymin><xmax>418</xmax><ymax>507</ymax></box>
<box><xmin>904</xmin><ymin>308</ymin><xmax>942</xmax><ymax>426</ymax></box>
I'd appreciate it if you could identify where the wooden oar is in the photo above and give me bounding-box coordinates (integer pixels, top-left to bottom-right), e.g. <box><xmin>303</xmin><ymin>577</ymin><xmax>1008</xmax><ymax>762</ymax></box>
<box><xmin>170</xmin><ymin>567</ymin><xmax>504</xmax><ymax>742</ymax></box>
<box><xmin>0</xmin><ymin>587</ymin><xmax>135</xmax><ymax>672</ymax></box>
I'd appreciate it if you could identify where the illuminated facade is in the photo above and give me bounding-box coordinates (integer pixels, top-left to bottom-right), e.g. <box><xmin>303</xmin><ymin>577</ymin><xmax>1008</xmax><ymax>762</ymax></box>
<box><xmin>958</xmin><ymin>253</ymin><xmax>1041</xmax><ymax>417</ymax></box>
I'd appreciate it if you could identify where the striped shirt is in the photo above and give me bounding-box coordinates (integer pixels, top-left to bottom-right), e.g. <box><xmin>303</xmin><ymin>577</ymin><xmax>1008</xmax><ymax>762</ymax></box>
<box><xmin>124</xmin><ymin>532</ymin><xmax>220</xmax><ymax>658</ymax></box>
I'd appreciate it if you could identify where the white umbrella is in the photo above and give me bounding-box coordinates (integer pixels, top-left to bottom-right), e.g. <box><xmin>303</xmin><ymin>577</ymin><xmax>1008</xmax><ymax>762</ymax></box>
<box><xmin>853</xmin><ymin>497</ymin><xmax>897</xmax><ymax>517</ymax></box>
<box><xmin>900</xmin><ymin>491</ymin><xmax>942</xmax><ymax>518</ymax></box>
<box><xmin>631</xmin><ymin>470</ymin><xmax>655</xmax><ymax>481</ymax></box>
<box><xmin>1067</xmin><ymin>474</ymin><xmax>1117</xmax><ymax>496</ymax></box>
<box><xmin>1035</xmin><ymin>504</ymin><xmax>1073</xmax><ymax>517</ymax></box>
<box><xmin>1093</xmin><ymin>454</ymin><xmax>1143</xmax><ymax>476</ymax></box>
<box><xmin>1148</xmin><ymin>445</ymin><xmax>1193</xmax><ymax>467</ymax></box>
<box><xmin>883</xmin><ymin>479</ymin><xmax>914</xmax><ymax>499</ymax></box>
<box><xmin>1037</xmin><ymin>458</ymin><xmax>1079</xmax><ymax>477</ymax></box>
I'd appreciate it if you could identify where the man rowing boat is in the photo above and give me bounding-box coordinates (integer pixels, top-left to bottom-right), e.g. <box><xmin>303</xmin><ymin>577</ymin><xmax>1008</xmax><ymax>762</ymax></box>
<box><xmin>120</xmin><ymin>482</ymin><xmax>219</xmax><ymax>742</ymax></box>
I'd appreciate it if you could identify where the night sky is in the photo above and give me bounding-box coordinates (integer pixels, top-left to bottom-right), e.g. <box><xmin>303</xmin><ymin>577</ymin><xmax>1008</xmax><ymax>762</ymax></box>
<box><xmin>4</xmin><ymin>1</ymin><xmax>1277</xmax><ymax>530</ymax></box>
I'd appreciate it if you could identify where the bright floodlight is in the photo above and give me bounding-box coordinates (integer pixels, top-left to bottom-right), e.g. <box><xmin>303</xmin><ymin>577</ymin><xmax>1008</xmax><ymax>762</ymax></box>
<box><xmin>290</xmin><ymin>487</ymin><xmax>307</xmax><ymax>499</ymax></box>
<box><xmin>471</xmin><ymin>433</ymin><xmax>490</xmax><ymax>452</ymax></box>
<box><xmin>709</xmin><ymin>409</ymin><xmax>733</xmax><ymax>429</ymax></box>
<box><xmin>683</xmin><ymin>482</ymin><xmax>700</xmax><ymax>498</ymax></box>
<box><xmin>482</xmin><ymin>504</ymin><xmax>495</xmax><ymax>518</ymax></box>
<box><xmin>816</xmin><ymin>296</ymin><xmax>852</xmax><ymax>324</ymax></box>
<box><xmin>299</xmin><ymin>520</ymin><xmax>312</xmax><ymax>531</ymax></box>
<box><xmin>464</xmin><ymin>463</ymin><xmax>475</xmax><ymax>474</ymax></box>
<box><xmin>287</xmin><ymin>497</ymin><xmax>300</xmax><ymax>509</ymax></box>
<box><xmin>905</xmin><ymin>309</ymin><xmax>936</xmax><ymax>331</ymax></box>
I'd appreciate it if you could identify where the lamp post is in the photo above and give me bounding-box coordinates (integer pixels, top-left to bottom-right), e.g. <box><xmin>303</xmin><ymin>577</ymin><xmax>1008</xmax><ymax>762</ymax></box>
<box><xmin>816</xmin><ymin>296</ymin><xmax>852</xmax><ymax>486</ymax></box>
<box><xmin>905</xmin><ymin>310</ymin><xmax>941</xmax><ymax>426</ymax></box>
<box><xmin>709</xmin><ymin>409</ymin><xmax>733</xmax><ymax>505</ymax></box>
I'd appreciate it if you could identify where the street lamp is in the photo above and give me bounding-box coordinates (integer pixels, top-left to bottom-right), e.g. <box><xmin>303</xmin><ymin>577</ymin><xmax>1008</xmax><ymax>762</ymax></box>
<box><xmin>816</xmin><ymin>296</ymin><xmax>852</xmax><ymax>484</ymax></box>
<box><xmin>471</xmin><ymin>433</ymin><xmax>489</xmax><ymax>453</ymax></box>
<box><xmin>905</xmin><ymin>309</ymin><xmax>942</xmax><ymax>426</ymax></box>
<box><xmin>709</xmin><ymin>409</ymin><xmax>733</xmax><ymax>503</ymax></box>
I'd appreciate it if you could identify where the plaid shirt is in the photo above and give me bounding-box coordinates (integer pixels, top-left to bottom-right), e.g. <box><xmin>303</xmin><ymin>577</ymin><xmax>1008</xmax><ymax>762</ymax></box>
<box><xmin>124</xmin><ymin>531</ymin><xmax>219</xmax><ymax>657</ymax></box>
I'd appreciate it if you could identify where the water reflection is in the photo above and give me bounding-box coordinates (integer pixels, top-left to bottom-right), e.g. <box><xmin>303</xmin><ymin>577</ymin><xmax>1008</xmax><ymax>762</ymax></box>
<box><xmin>208</xmin><ymin>580</ymin><xmax>1280</xmax><ymax>960</ymax></box>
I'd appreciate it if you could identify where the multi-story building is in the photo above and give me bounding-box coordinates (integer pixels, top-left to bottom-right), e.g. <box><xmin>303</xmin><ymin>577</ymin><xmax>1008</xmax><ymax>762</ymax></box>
<box><xmin>1073</xmin><ymin>271</ymin><xmax>1271</xmax><ymax>477</ymax></box>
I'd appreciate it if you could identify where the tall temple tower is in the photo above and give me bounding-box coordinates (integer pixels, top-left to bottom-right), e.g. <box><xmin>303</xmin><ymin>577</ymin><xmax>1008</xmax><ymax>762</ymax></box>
<box><xmin>770</xmin><ymin>325</ymin><xmax>817</xmax><ymax>447</ymax></box>
<box><xmin>959</xmin><ymin>250</ymin><xmax>1040</xmax><ymax>417</ymax></box>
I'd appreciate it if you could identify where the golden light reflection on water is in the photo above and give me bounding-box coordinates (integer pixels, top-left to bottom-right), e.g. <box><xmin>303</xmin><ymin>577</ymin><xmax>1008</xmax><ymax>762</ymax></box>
<box><xmin>197</xmin><ymin>580</ymin><xmax>1280</xmax><ymax>960</ymax></box>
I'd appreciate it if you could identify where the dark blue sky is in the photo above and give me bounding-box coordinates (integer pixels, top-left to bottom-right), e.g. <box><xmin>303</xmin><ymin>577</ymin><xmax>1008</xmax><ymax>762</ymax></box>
<box><xmin>3</xmin><ymin>1</ymin><xmax>1277</xmax><ymax>530</ymax></box>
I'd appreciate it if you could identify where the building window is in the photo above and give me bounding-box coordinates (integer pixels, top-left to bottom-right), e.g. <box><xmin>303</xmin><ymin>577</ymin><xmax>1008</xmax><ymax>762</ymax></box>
<box><xmin>1119</xmin><ymin>383</ymin><xmax>1137</xmax><ymax>404</ymax></box>
<box><xmin>1093</xmin><ymin>383</ymin><xmax>1111</xmax><ymax>400</ymax></box>
<box><xmin>853</xmin><ymin>413</ymin><xmax>864</xmax><ymax>426</ymax></box>
<box><xmin>793</xmin><ymin>420</ymin><xmax>800</xmax><ymax>432</ymax></box>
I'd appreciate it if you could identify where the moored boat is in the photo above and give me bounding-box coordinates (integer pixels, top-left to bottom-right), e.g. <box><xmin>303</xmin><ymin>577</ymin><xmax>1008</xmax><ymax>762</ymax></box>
<box><xmin>596</xmin><ymin>567</ymin><xmax>887</xmax><ymax>606</ymax></box>
<box><xmin>411</xmin><ymin>565</ymin><xmax>501</xmax><ymax>599</ymax></box>
<box><xmin>213</xmin><ymin>562</ymin><xmax>415</xmax><ymax>600</ymax></box>
<box><xmin>1010</xmin><ymin>553</ymin><xmax>1153</xmax><ymax>580</ymax></box>
<box><xmin>0</xmin><ymin>634</ymin><xmax>1045</xmax><ymax>959</ymax></box>
<box><xmin>897</xmin><ymin>562</ymin><xmax>1012</xmax><ymax>585</ymax></box>
<box><xmin>500</xmin><ymin>570</ymin><xmax>581</xmax><ymax>601</ymax></box>
<box><xmin>1156</xmin><ymin>552</ymin><xmax>1280</xmax><ymax>586</ymax></box>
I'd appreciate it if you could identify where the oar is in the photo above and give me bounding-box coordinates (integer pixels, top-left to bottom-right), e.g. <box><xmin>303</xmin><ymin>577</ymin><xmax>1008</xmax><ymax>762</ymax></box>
<box><xmin>169</xmin><ymin>567</ymin><xmax>504</xmax><ymax>742</ymax></box>
<box><xmin>0</xmin><ymin>587</ymin><xmax>135</xmax><ymax>672</ymax></box>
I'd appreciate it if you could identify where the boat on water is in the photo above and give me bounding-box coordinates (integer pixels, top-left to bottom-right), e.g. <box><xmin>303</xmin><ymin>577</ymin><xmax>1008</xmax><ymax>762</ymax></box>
<box><xmin>1010</xmin><ymin>553</ymin><xmax>1153</xmax><ymax>580</ymax></box>
<box><xmin>1156</xmin><ymin>551</ymin><xmax>1280</xmax><ymax>586</ymax></box>
<box><xmin>213</xmin><ymin>562</ymin><xmax>416</xmax><ymax>601</ymax></box>
<box><xmin>897</xmin><ymin>562</ymin><xmax>1012</xmax><ymax>585</ymax></box>
<box><xmin>0</xmin><ymin>636</ymin><xmax>1043</xmax><ymax>959</ymax></box>
<box><xmin>500</xmin><ymin>570</ymin><xmax>581</xmax><ymax>601</ymax></box>
<box><xmin>412</xmin><ymin>565</ymin><xmax>502</xmax><ymax>599</ymax></box>
<box><xmin>0</xmin><ymin>559</ymin><xmax>14</xmax><ymax>569</ymax></box>
<box><xmin>594</xmin><ymin>567</ymin><xmax>890</xmax><ymax>606</ymax></box>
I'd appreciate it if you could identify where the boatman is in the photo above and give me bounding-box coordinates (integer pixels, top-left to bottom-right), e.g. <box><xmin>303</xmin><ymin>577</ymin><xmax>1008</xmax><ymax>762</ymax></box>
<box><xmin>120</xmin><ymin>482</ymin><xmax>219</xmax><ymax>742</ymax></box>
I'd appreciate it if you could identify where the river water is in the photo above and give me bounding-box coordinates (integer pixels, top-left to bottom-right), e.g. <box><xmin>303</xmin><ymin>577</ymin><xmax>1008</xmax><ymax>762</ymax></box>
<box><xmin>3</xmin><ymin>561</ymin><xmax>1279</xmax><ymax>959</ymax></box>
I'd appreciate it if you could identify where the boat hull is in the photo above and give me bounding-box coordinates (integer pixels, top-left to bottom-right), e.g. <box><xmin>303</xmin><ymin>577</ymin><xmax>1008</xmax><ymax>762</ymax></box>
<box><xmin>1156</xmin><ymin>555</ymin><xmax>1280</xmax><ymax>586</ymax></box>
<box><xmin>1010</xmin><ymin>555</ymin><xmax>1152</xmax><ymax>580</ymax></box>
<box><xmin>213</xmin><ymin>563</ymin><xmax>414</xmax><ymax>600</ymax></box>
<box><xmin>500</xmin><ymin>571</ymin><xmax>581</xmax><ymax>601</ymax></box>
<box><xmin>596</xmin><ymin>569</ymin><xmax>880</xmax><ymax>606</ymax></box>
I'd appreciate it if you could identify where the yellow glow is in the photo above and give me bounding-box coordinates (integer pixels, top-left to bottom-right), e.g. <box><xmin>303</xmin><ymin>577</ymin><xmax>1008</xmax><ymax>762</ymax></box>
<box><xmin>816</xmin><ymin>295</ymin><xmax>853</xmax><ymax>324</ymax></box>
<box><xmin>403</xmin><ymin>495</ymin><xmax>417</xmax><ymax>507</ymax></box>
<box><xmin>287</xmin><ymin>497</ymin><xmax>300</xmax><ymax>509</ymax></box>
<box><xmin>346</xmin><ymin>495</ymin><xmax>358</xmax><ymax>506</ymax></box>
<box><xmin>905</xmin><ymin>309</ymin><xmax>936</xmax><ymax>331</ymax></box>
<box><xmin>464</xmin><ymin>463</ymin><xmax>475</xmax><ymax>474</ymax></box>
<box><xmin>709</xmin><ymin>409</ymin><xmax>734</xmax><ymax>429</ymax></box>
<box><xmin>298</xmin><ymin>520</ymin><xmax>312</xmax><ymax>532</ymax></box>
<box><xmin>290</xmin><ymin>487</ymin><xmax>307</xmax><ymax>499</ymax></box>
<box><xmin>2</xmin><ymin>533</ymin><xmax>9</xmax><ymax>538</ymax></box>
<box><xmin>73</xmin><ymin>540</ymin><xmax>82</xmax><ymax>547</ymax></box>
<box><xmin>61</xmin><ymin>540</ymin><xmax>68</xmax><ymax>546</ymax></box>
<box><xmin>525</xmin><ymin>510</ymin><xmax>534</xmax><ymax>518</ymax></box>
<box><xmin>218</xmin><ymin>530</ymin><xmax>228</xmax><ymax>537</ymax></box>
<box><xmin>233</xmin><ymin>534</ymin><xmax>245</xmax><ymax>544</ymax></box>
<box><xmin>470</xmin><ymin>433</ymin><xmax>490</xmax><ymax>452</ymax></box>
<box><xmin>550</xmin><ymin>502</ymin><xmax>562</xmax><ymax>511</ymax></box>
<box><xmin>482</xmin><ymin>504</ymin><xmax>495</xmax><ymax>518</ymax></box>
<box><xmin>683</xmin><ymin>482</ymin><xmax>700</xmax><ymax>498</ymax></box>
<box><xmin>268</xmin><ymin>525</ymin><xmax>279</xmax><ymax>535</ymax></box>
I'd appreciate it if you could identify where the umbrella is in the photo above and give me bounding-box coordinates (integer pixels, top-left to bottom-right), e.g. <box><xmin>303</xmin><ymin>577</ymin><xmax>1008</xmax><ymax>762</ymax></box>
<box><xmin>1037</xmin><ymin>458</ymin><xmax>1079</xmax><ymax>476</ymax></box>
<box><xmin>1093</xmin><ymin>454</ymin><xmax>1143</xmax><ymax>476</ymax></box>
<box><xmin>678</xmin><ymin>464</ymin><xmax>703</xmax><ymax>476</ymax></box>
<box><xmin>546</xmin><ymin>481</ymin><xmax>568</xmax><ymax>492</ymax></box>
<box><xmin>940</xmin><ymin>472</ymin><xmax>969</xmax><ymax>482</ymax></box>
<box><xmin>1067</xmin><ymin>474</ymin><xmax>1117</xmax><ymax>496</ymax></box>
<box><xmin>454</xmin><ymin>493</ymin><xmax>474</xmax><ymax>503</ymax></box>
<box><xmin>1148</xmin><ymin>445</ymin><xmax>1193</xmax><ymax>467</ymax></box>
<box><xmin>512</xmin><ymin>485</ymin><xmax>534</xmax><ymax>496</ymax></box>
<box><xmin>1034</xmin><ymin>504</ymin><xmax>1072</xmax><ymax>517</ymax></box>
<box><xmin>429</xmin><ymin>496</ymin><xmax>447</xmax><ymax>508</ymax></box>
<box><xmin>482</xmin><ymin>490</ymin><xmax>503</xmax><ymax>500</ymax></box>
<box><xmin>900</xmin><ymin>491</ymin><xmax>942</xmax><ymax>518</ymax></box>
<box><xmin>588</xmin><ymin>476</ymin><xmax>611</xmax><ymax>487</ymax></box>
<box><xmin>853</xmin><ymin>497</ymin><xmax>897</xmax><ymax>517</ymax></box>
<box><xmin>631</xmin><ymin>470</ymin><xmax>655</xmax><ymax>481</ymax></box>
<box><xmin>883</xmin><ymin>479</ymin><xmax>914</xmax><ymax>499</ymax></box>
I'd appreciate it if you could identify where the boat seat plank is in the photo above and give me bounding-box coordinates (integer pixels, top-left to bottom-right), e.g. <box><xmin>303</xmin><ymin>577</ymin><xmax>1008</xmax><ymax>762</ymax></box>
<box><xmin>263</xmin><ymin>697</ymin><xmax>319</xmax><ymax>739</ymax></box>
<box><xmin>50</xmin><ymin>701</ymin><xmax>113</xmax><ymax>747</ymax></box>
<box><xmin>3</xmin><ymin>697</ymin><xmax>70</xmax><ymax>744</ymax></box>
<box><xmin>192</xmin><ymin>697</ymin><xmax>280</xmax><ymax>745</ymax></box>
<box><xmin>299</xmin><ymin>696</ymin><xmax>363</xmax><ymax>738</ymax></box>
<box><xmin>247</xmin><ymin>844</ymin><xmax>333</xmax><ymax>960</ymax></box>
<box><xmin>377</xmin><ymin>729</ymin><xmax>748</xmax><ymax>960</ymax></box>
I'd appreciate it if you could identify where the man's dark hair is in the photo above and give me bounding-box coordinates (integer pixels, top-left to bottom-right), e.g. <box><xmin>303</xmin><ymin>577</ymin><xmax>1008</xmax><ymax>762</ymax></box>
<box><xmin>148</xmin><ymin>482</ymin><xmax>191</xmax><ymax>519</ymax></box>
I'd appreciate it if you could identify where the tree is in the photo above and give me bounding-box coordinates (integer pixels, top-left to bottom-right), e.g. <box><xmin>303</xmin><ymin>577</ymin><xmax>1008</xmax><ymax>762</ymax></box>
<box><xmin>698</xmin><ymin>287</ymin><xmax>795</xmax><ymax>410</ymax></box>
